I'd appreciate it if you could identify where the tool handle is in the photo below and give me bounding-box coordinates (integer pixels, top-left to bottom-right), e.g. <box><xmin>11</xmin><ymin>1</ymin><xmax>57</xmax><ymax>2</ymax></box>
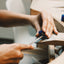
<box><xmin>39</xmin><ymin>30</ymin><xmax>45</xmax><ymax>36</ymax></box>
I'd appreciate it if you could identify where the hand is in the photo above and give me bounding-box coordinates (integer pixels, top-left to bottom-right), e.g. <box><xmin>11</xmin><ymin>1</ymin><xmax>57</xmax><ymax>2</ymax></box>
<box><xmin>0</xmin><ymin>43</ymin><xmax>33</xmax><ymax>64</ymax></box>
<box><xmin>31</xmin><ymin>11</ymin><xmax>58</xmax><ymax>38</ymax></box>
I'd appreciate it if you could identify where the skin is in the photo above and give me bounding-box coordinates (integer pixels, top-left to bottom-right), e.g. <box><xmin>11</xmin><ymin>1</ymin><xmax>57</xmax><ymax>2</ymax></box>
<box><xmin>0</xmin><ymin>43</ymin><xmax>33</xmax><ymax>64</ymax></box>
<box><xmin>33</xmin><ymin>11</ymin><xmax>58</xmax><ymax>38</ymax></box>
<box><xmin>0</xmin><ymin>10</ymin><xmax>58</xmax><ymax>64</ymax></box>
<box><xmin>0</xmin><ymin>10</ymin><xmax>58</xmax><ymax>37</ymax></box>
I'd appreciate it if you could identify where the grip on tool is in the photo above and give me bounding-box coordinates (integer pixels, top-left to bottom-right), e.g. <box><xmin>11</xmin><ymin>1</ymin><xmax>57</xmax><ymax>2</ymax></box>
<box><xmin>39</xmin><ymin>30</ymin><xmax>45</xmax><ymax>36</ymax></box>
<box><xmin>39</xmin><ymin>30</ymin><xmax>48</xmax><ymax>39</ymax></box>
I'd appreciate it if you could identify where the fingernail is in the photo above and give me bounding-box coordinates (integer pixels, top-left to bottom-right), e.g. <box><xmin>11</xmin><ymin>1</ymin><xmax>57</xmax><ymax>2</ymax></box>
<box><xmin>56</xmin><ymin>31</ymin><xmax>58</xmax><ymax>34</ymax></box>
<box><xmin>31</xmin><ymin>46</ymin><xmax>34</xmax><ymax>49</ymax></box>
<box><xmin>46</xmin><ymin>32</ymin><xmax>48</xmax><ymax>35</ymax></box>
<box><xmin>26</xmin><ymin>45</ymin><xmax>30</xmax><ymax>47</ymax></box>
<box><xmin>46</xmin><ymin>32</ymin><xmax>50</xmax><ymax>38</ymax></box>
<box><xmin>43</xmin><ymin>28</ymin><xmax>46</xmax><ymax>32</ymax></box>
<box><xmin>36</xmin><ymin>33</ymin><xmax>39</xmax><ymax>37</ymax></box>
<box><xmin>48</xmin><ymin>34</ymin><xmax>51</xmax><ymax>38</ymax></box>
<box><xmin>29</xmin><ymin>45</ymin><xmax>34</xmax><ymax>49</ymax></box>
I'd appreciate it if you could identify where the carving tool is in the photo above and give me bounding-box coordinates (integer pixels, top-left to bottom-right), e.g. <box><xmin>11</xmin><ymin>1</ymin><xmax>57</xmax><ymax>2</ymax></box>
<box><xmin>29</xmin><ymin>30</ymin><xmax>47</xmax><ymax>45</ymax></box>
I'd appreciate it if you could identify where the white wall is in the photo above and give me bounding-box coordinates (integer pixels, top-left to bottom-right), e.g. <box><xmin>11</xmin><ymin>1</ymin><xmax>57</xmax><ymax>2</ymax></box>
<box><xmin>6</xmin><ymin>0</ymin><xmax>36</xmax><ymax>46</ymax></box>
<box><xmin>0</xmin><ymin>0</ymin><xmax>14</xmax><ymax>39</ymax></box>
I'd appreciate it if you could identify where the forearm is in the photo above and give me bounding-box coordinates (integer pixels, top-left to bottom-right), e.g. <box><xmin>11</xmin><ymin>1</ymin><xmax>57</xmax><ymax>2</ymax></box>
<box><xmin>0</xmin><ymin>10</ymin><xmax>33</xmax><ymax>27</ymax></box>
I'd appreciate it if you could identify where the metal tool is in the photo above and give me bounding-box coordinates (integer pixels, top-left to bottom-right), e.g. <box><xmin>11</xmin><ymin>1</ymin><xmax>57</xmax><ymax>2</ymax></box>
<box><xmin>29</xmin><ymin>36</ymin><xmax>43</xmax><ymax>45</ymax></box>
<box><xmin>22</xmin><ymin>30</ymin><xmax>46</xmax><ymax>53</ymax></box>
<box><xmin>29</xmin><ymin>30</ymin><xmax>46</xmax><ymax>45</ymax></box>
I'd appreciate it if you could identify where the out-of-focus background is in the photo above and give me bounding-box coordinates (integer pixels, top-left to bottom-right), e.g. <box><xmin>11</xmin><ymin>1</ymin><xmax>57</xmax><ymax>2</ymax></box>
<box><xmin>0</xmin><ymin>0</ymin><xmax>14</xmax><ymax>43</ymax></box>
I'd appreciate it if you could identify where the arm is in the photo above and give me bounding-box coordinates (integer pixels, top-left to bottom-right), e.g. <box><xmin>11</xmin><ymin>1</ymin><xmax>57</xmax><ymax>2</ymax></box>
<box><xmin>0</xmin><ymin>10</ymin><xmax>58</xmax><ymax>38</ymax></box>
<box><xmin>0</xmin><ymin>10</ymin><xmax>33</xmax><ymax>27</ymax></box>
<box><xmin>31</xmin><ymin>9</ymin><xmax>58</xmax><ymax>38</ymax></box>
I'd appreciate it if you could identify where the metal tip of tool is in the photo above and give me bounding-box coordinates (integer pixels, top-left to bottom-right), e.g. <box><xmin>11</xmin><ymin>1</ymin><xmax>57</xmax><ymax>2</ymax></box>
<box><xmin>29</xmin><ymin>36</ymin><xmax>43</xmax><ymax>45</ymax></box>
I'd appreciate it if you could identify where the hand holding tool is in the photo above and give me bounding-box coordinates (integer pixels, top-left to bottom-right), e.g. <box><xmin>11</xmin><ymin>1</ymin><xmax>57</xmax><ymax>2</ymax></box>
<box><xmin>29</xmin><ymin>30</ymin><xmax>47</xmax><ymax>45</ymax></box>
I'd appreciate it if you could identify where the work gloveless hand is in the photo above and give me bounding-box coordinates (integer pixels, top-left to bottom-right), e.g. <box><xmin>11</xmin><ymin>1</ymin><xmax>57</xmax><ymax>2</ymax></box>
<box><xmin>0</xmin><ymin>43</ymin><xmax>34</xmax><ymax>64</ymax></box>
<box><xmin>31</xmin><ymin>11</ymin><xmax>58</xmax><ymax>38</ymax></box>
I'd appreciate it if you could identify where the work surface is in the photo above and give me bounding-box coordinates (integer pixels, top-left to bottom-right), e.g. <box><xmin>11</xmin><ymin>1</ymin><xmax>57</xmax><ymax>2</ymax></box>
<box><xmin>38</xmin><ymin>33</ymin><xmax>64</xmax><ymax>46</ymax></box>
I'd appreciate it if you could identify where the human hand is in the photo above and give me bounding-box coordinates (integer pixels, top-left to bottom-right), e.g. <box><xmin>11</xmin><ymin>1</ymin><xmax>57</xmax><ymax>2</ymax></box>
<box><xmin>31</xmin><ymin>11</ymin><xmax>58</xmax><ymax>38</ymax></box>
<box><xmin>0</xmin><ymin>43</ymin><xmax>33</xmax><ymax>64</ymax></box>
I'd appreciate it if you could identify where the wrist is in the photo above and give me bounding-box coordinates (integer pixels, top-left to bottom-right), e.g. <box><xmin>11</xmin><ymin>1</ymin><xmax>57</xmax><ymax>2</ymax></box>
<box><xmin>29</xmin><ymin>15</ymin><xmax>38</xmax><ymax>25</ymax></box>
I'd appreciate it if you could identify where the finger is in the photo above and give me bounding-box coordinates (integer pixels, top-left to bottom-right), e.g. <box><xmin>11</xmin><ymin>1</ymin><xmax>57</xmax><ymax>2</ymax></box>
<box><xmin>49</xmin><ymin>25</ymin><xmax>53</xmax><ymax>37</ymax></box>
<box><xmin>53</xmin><ymin>25</ymin><xmax>58</xmax><ymax>34</ymax></box>
<box><xmin>42</xmin><ymin>19</ymin><xmax>48</xmax><ymax>32</ymax></box>
<box><xmin>16</xmin><ymin>51</ymin><xmax>23</xmax><ymax>59</ymax></box>
<box><xmin>51</xmin><ymin>17</ymin><xmax>58</xmax><ymax>35</ymax></box>
<box><xmin>12</xmin><ymin>51</ymin><xmax>23</xmax><ymax>59</ymax></box>
<box><xmin>4</xmin><ymin>59</ymin><xmax>20</xmax><ymax>64</ymax></box>
<box><xmin>34</xmin><ymin>21</ymin><xmax>41</xmax><ymax>32</ymax></box>
<box><xmin>7</xmin><ymin>63</ymin><xmax>18</xmax><ymax>64</ymax></box>
<box><xmin>45</xmin><ymin>15</ymin><xmax>55</xmax><ymax>38</ymax></box>
<box><xmin>41</xmin><ymin>12</ymin><xmax>48</xmax><ymax>32</ymax></box>
<box><xmin>11</xmin><ymin>43</ymin><xmax>34</xmax><ymax>50</ymax></box>
<box><xmin>7</xmin><ymin>50</ymin><xmax>23</xmax><ymax>59</ymax></box>
<box><xmin>8</xmin><ymin>62</ymin><xmax>19</xmax><ymax>64</ymax></box>
<box><xmin>47</xmin><ymin>17</ymin><xmax>54</xmax><ymax>38</ymax></box>
<box><xmin>17</xmin><ymin>44</ymin><xmax>34</xmax><ymax>50</ymax></box>
<box><xmin>45</xmin><ymin>21</ymin><xmax>51</xmax><ymax>38</ymax></box>
<box><xmin>34</xmin><ymin>21</ymin><xmax>41</xmax><ymax>37</ymax></box>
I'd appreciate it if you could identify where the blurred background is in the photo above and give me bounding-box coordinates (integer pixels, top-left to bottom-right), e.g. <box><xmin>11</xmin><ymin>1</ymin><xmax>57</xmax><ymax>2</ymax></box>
<box><xmin>0</xmin><ymin>0</ymin><xmax>14</xmax><ymax>44</ymax></box>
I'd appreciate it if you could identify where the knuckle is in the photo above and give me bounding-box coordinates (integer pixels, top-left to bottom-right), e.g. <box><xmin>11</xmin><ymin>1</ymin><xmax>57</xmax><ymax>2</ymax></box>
<box><xmin>17</xmin><ymin>51</ymin><xmax>23</xmax><ymax>59</ymax></box>
<box><xmin>14</xmin><ymin>45</ymin><xmax>18</xmax><ymax>49</ymax></box>
<box><xmin>51</xmin><ymin>25</ymin><xmax>54</xmax><ymax>28</ymax></box>
<box><xmin>16</xmin><ymin>44</ymin><xmax>21</xmax><ymax>49</ymax></box>
<box><xmin>45</xmin><ymin>32</ymin><xmax>48</xmax><ymax>36</ymax></box>
<box><xmin>12</xmin><ymin>43</ymin><xmax>20</xmax><ymax>49</ymax></box>
<box><xmin>50</xmin><ymin>21</ymin><xmax>53</xmax><ymax>26</ymax></box>
<box><xmin>10</xmin><ymin>43</ymin><xmax>17</xmax><ymax>48</ymax></box>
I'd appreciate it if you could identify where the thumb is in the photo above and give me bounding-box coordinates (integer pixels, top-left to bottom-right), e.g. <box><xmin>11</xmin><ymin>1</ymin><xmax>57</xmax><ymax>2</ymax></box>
<box><xmin>34</xmin><ymin>21</ymin><xmax>41</xmax><ymax>37</ymax></box>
